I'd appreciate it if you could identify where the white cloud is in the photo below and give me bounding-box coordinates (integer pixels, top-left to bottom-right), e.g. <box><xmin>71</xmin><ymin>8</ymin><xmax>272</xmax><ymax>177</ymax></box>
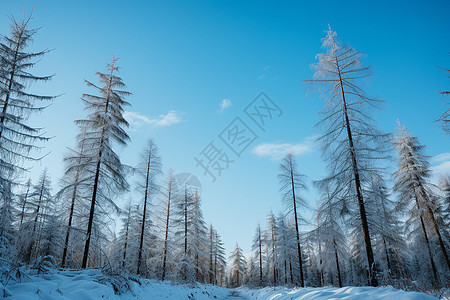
<box><xmin>431</xmin><ymin>153</ymin><xmax>450</xmax><ymax>185</ymax></box>
<box><xmin>432</xmin><ymin>152</ymin><xmax>450</xmax><ymax>162</ymax></box>
<box><xmin>124</xmin><ymin>110</ymin><xmax>183</xmax><ymax>129</ymax></box>
<box><xmin>219</xmin><ymin>99</ymin><xmax>232</xmax><ymax>113</ymax></box>
<box><xmin>251</xmin><ymin>137</ymin><xmax>316</xmax><ymax>160</ymax></box>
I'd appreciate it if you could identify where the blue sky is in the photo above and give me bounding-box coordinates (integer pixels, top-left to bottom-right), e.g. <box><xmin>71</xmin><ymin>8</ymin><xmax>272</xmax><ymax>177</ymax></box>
<box><xmin>1</xmin><ymin>0</ymin><xmax>449</xmax><ymax>255</ymax></box>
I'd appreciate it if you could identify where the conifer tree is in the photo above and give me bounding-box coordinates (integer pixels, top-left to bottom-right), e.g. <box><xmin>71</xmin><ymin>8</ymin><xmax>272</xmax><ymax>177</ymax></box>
<box><xmin>307</xmin><ymin>26</ymin><xmax>391</xmax><ymax>286</ymax></box>
<box><xmin>278</xmin><ymin>153</ymin><xmax>307</xmax><ymax>287</ymax></box>
<box><xmin>393</xmin><ymin>122</ymin><xmax>450</xmax><ymax>283</ymax></box>
<box><xmin>229</xmin><ymin>243</ymin><xmax>246</xmax><ymax>287</ymax></box>
<box><xmin>70</xmin><ymin>56</ymin><xmax>130</xmax><ymax>268</ymax></box>
<box><xmin>265</xmin><ymin>210</ymin><xmax>278</xmax><ymax>285</ymax></box>
<box><xmin>160</xmin><ymin>170</ymin><xmax>176</xmax><ymax>280</ymax></box>
<box><xmin>0</xmin><ymin>15</ymin><xmax>54</xmax><ymax>263</ymax></box>
<box><xmin>58</xmin><ymin>129</ymin><xmax>89</xmax><ymax>268</ymax></box>
<box><xmin>135</xmin><ymin>139</ymin><xmax>161</xmax><ymax>275</ymax></box>
<box><xmin>251</xmin><ymin>222</ymin><xmax>264</xmax><ymax>286</ymax></box>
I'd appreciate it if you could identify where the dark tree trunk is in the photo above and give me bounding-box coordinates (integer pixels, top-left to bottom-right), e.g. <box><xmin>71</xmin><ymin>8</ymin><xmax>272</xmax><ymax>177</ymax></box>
<box><xmin>81</xmin><ymin>157</ymin><xmax>102</xmax><ymax>268</ymax></box>
<box><xmin>289</xmin><ymin>259</ymin><xmax>293</xmax><ymax>285</ymax></box>
<box><xmin>420</xmin><ymin>188</ymin><xmax>450</xmax><ymax>271</ymax></box>
<box><xmin>27</xmin><ymin>181</ymin><xmax>44</xmax><ymax>263</ymax></box>
<box><xmin>259</xmin><ymin>227</ymin><xmax>263</xmax><ymax>285</ymax></box>
<box><xmin>61</xmin><ymin>174</ymin><xmax>79</xmax><ymax>268</ymax></box>
<box><xmin>81</xmin><ymin>65</ymin><xmax>114</xmax><ymax>269</ymax></box>
<box><xmin>184</xmin><ymin>187</ymin><xmax>188</xmax><ymax>255</ymax></box>
<box><xmin>19</xmin><ymin>185</ymin><xmax>30</xmax><ymax>227</ymax></box>
<box><xmin>382</xmin><ymin>237</ymin><xmax>392</xmax><ymax>273</ymax></box>
<box><xmin>137</xmin><ymin>150</ymin><xmax>153</xmax><ymax>275</ymax></box>
<box><xmin>161</xmin><ymin>178</ymin><xmax>173</xmax><ymax>281</ymax></box>
<box><xmin>334</xmin><ymin>238</ymin><xmax>342</xmax><ymax>288</ymax></box>
<box><xmin>319</xmin><ymin>239</ymin><xmax>324</xmax><ymax>287</ymax></box>
<box><xmin>335</xmin><ymin>56</ymin><xmax>378</xmax><ymax>287</ymax></box>
<box><xmin>290</xmin><ymin>162</ymin><xmax>305</xmax><ymax>287</ymax></box>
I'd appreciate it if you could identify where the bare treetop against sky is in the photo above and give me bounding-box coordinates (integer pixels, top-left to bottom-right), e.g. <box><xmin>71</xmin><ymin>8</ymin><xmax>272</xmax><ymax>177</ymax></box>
<box><xmin>1</xmin><ymin>0</ymin><xmax>449</xmax><ymax>255</ymax></box>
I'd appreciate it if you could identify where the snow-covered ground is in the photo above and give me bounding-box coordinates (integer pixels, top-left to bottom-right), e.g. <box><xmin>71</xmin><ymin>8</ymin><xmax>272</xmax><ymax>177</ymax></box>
<box><xmin>238</xmin><ymin>286</ymin><xmax>440</xmax><ymax>300</ymax></box>
<box><xmin>1</xmin><ymin>268</ymin><xmax>230</xmax><ymax>299</ymax></box>
<box><xmin>1</xmin><ymin>268</ymin><xmax>444</xmax><ymax>299</ymax></box>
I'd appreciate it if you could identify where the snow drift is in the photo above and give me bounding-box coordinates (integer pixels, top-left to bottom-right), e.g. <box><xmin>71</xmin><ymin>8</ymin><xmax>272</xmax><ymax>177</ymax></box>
<box><xmin>239</xmin><ymin>286</ymin><xmax>440</xmax><ymax>300</ymax></box>
<box><xmin>1</xmin><ymin>268</ymin><xmax>230</xmax><ymax>299</ymax></box>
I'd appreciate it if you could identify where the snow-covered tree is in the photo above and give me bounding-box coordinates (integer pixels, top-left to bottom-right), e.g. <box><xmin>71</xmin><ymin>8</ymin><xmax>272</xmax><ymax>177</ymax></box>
<box><xmin>69</xmin><ymin>56</ymin><xmax>131</xmax><ymax>268</ymax></box>
<box><xmin>0</xmin><ymin>15</ymin><xmax>54</xmax><ymax>265</ymax></box>
<box><xmin>17</xmin><ymin>170</ymin><xmax>52</xmax><ymax>264</ymax></box>
<box><xmin>16</xmin><ymin>179</ymin><xmax>32</xmax><ymax>228</ymax></box>
<box><xmin>0</xmin><ymin>180</ymin><xmax>15</xmax><ymax>263</ymax></box>
<box><xmin>173</xmin><ymin>187</ymin><xmax>207</xmax><ymax>283</ymax></box>
<box><xmin>174</xmin><ymin>184</ymin><xmax>195</xmax><ymax>281</ymax></box>
<box><xmin>229</xmin><ymin>243</ymin><xmax>246</xmax><ymax>287</ymax></box>
<box><xmin>135</xmin><ymin>139</ymin><xmax>161</xmax><ymax>275</ymax></box>
<box><xmin>278</xmin><ymin>153</ymin><xmax>307</xmax><ymax>287</ymax></box>
<box><xmin>265</xmin><ymin>210</ymin><xmax>278</xmax><ymax>285</ymax></box>
<box><xmin>393</xmin><ymin>122</ymin><xmax>450</xmax><ymax>284</ymax></box>
<box><xmin>157</xmin><ymin>170</ymin><xmax>177</xmax><ymax>280</ymax></box>
<box><xmin>311</xmin><ymin>183</ymin><xmax>348</xmax><ymax>287</ymax></box>
<box><xmin>190</xmin><ymin>189</ymin><xmax>207</xmax><ymax>282</ymax></box>
<box><xmin>440</xmin><ymin>176</ymin><xmax>450</xmax><ymax>230</ymax></box>
<box><xmin>251</xmin><ymin>222</ymin><xmax>264</xmax><ymax>286</ymax></box>
<box><xmin>365</xmin><ymin>175</ymin><xmax>406</xmax><ymax>283</ymax></box>
<box><xmin>275</xmin><ymin>214</ymin><xmax>297</xmax><ymax>286</ymax></box>
<box><xmin>211</xmin><ymin>228</ymin><xmax>226</xmax><ymax>286</ymax></box>
<box><xmin>307</xmin><ymin>26</ymin><xmax>391</xmax><ymax>286</ymax></box>
<box><xmin>57</xmin><ymin>128</ymin><xmax>90</xmax><ymax>268</ymax></box>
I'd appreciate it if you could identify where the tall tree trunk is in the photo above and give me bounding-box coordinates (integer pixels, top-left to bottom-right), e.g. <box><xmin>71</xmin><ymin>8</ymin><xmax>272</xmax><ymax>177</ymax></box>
<box><xmin>290</xmin><ymin>162</ymin><xmax>305</xmax><ymax>287</ymax></box>
<box><xmin>414</xmin><ymin>192</ymin><xmax>438</xmax><ymax>282</ymax></box>
<box><xmin>259</xmin><ymin>227</ymin><xmax>263</xmax><ymax>285</ymax></box>
<box><xmin>382</xmin><ymin>237</ymin><xmax>392</xmax><ymax>273</ymax></box>
<box><xmin>271</xmin><ymin>223</ymin><xmax>277</xmax><ymax>285</ymax></box>
<box><xmin>137</xmin><ymin>149</ymin><xmax>153</xmax><ymax>275</ymax></box>
<box><xmin>82</xmin><ymin>156</ymin><xmax>102</xmax><ymax>268</ymax></box>
<box><xmin>81</xmin><ymin>65</ymin><xmax>114</xmax><ymax>269</ymax></box>
<box><xmin>19</xmin><ymin>185</ymin><xmax>30</xmax><ymax>227</ymax></box>
<box><xmin>419</xmin><ymin>187</ymin><xmax>450</xmax><ymax>271</ymax></box>
<box><xmin>27</xmin><ymin>181</ymin><xmax>44</xmax><ymax>263</ymax></box>
<box><xmin>209</xmin><ymin>226</ymin><xmax>214</xmax><ymax>284</ymax></box>
<box><xmin>184</xmin><ymin>187</ymin><xmax>188</xmax><ymax>255</ymax></box>
<box><xmin>333</xmin><ymin>239</ymin><xmax>342</xmax><ymax>288</ymax></box>
<box><xmin>284</xmin><ymin>260</ymin><xmax>287</xmax><ymax>284</ymax></box>
<box><xmin>214</xmin><ymin>244</ymin><xmax>218</xmax><ymax>285</ymax></box>
<box><xmin>319</xmin><ymin>239</ymin><xmax>324</xmax><ymax>287</ymax></box>
<box><xmin>289</xmin><ymin>259</ymin><xmax>293</xmax><ymax>285</ymax></box>
<box><xmin>335</xmin><ymin>56</ymin><xmax>378</xmax><ymax>287</ymax></box>
<box><xmin>194</xmin><ymin>189</ymin><xmax>200</xmax><ymax>282</ymax></box>
<box><xmin>161</xmin><ymin>178</ymin><xmax>173</xmax><ymax>281</ymax></box>
<box><xmin>61</xmin><ymin>167</ymin><xmax>81</xmax><ymax>268</ymax></box>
